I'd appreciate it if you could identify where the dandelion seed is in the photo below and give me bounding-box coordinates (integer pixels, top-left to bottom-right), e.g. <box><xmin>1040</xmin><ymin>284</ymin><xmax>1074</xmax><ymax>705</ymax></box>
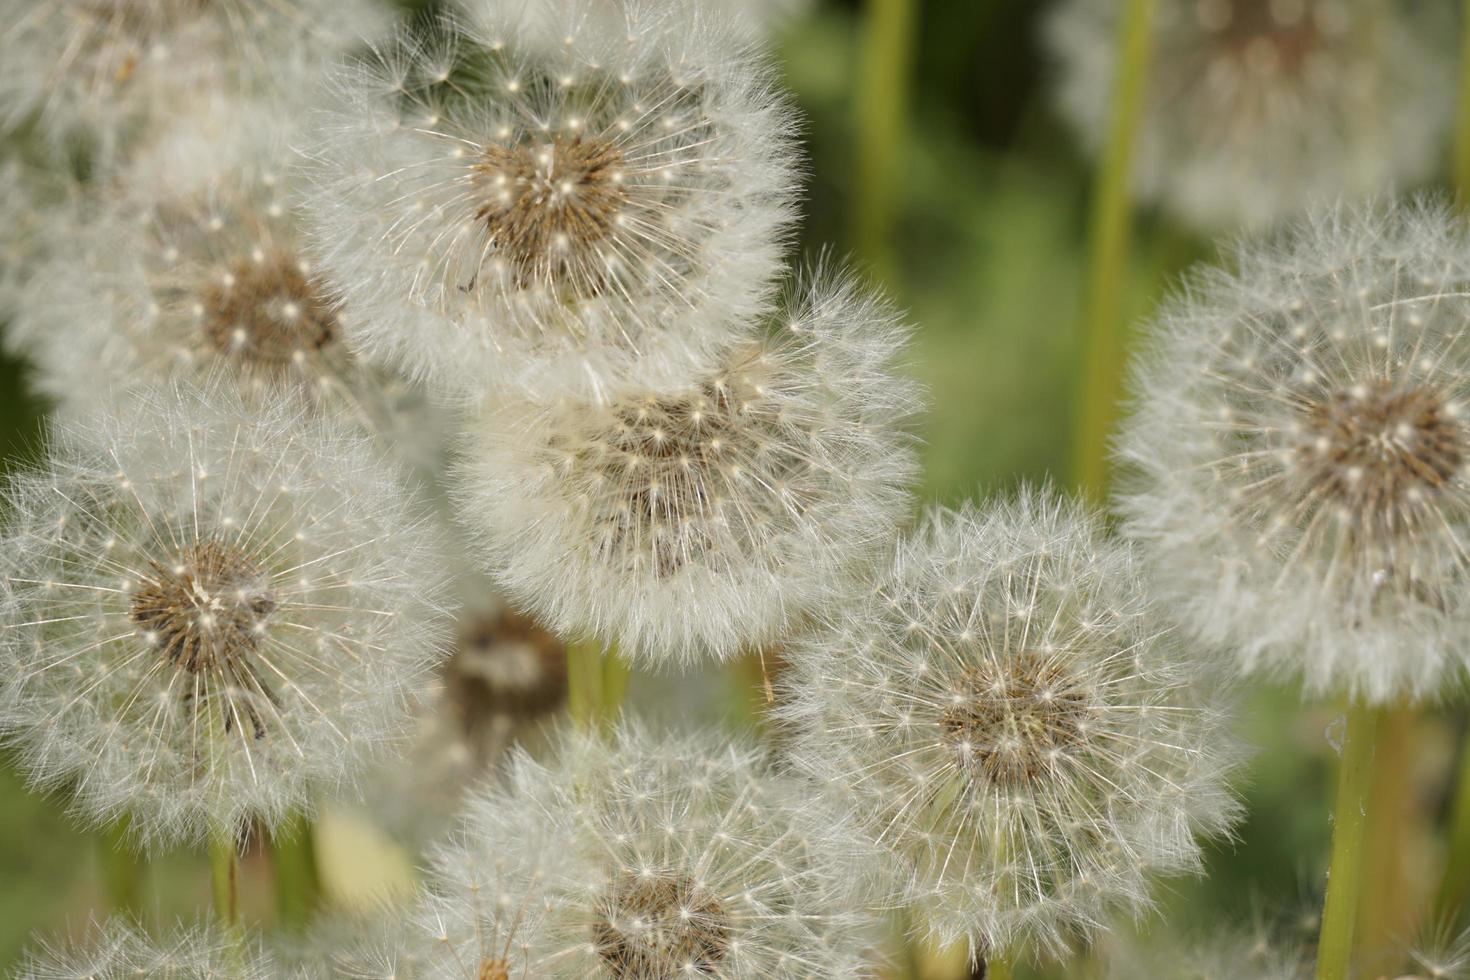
<box><xmin>1046</xmin><ymin>0</ymin><xmax>1454</xmax><ymax>230</ymax></box>
<box><xmin>780</xmin><ymin>490</ymin><xmax>1243</xmax><ymax>959</ymax></box>
<box><xmin>453</xmin><ymin>268</ymin><xmax>922</xmax><ymax>665</ymax></box>
<box><xmin>1118</xmin><ymin>199</ymin><xmax>1470</xmax><ymax>703</ymax></box>
<box><xmin>412</xmin><ymin>723</ymin><xmax>880</xmax><ymax>978</ymax></box>
<box><xmin>15</xmin><ymin>917</ymin><xmax>275</xmax><ymax>979</ymax></box>
<box><xmin>1103</xmin><ymin>926</ymin><xmax>1310</xmax><ymax>980</ymax></box>
<box><xmin>1405</xmin><ymin>921</ymin><xmax>1470</xmax><ymax>980</ymax></box>
<box><xmin>303</xmin><ymin>0</ymin><xmax>800</xmax><ymax>398</ymax></box>
<box><xmin>0</xmin><ymin>382</ymin><xmax>445</xmax><ymax>849</ymax></box>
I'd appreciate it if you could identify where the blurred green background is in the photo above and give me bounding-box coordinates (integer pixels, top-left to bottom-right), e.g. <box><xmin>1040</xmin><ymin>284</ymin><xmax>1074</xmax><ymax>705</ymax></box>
<box><xmin>1</xmin><ymin>0</ymin><xmax>1466</xmax><ymax>976</ymax></box>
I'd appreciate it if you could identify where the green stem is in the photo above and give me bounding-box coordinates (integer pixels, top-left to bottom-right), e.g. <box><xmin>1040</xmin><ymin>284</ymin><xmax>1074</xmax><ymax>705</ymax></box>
<box><xmin>1454</xmin><ymin>0</ymin><xmax>1470</xmax><ymax>206</ymax></box>
<box><xmin>853</xmin><ymin>0</ymin><xmax>917</xmax><ymax>282</ymax></box>
<box><xmin>1316</xmin><ymin>703</ymin><xmax>1382</xmax><ymax>980</ymax></box>
<box><xmin>98</xmin><ymin>817</ymin><xmax>140</xmax><ymax>913</ymax></box>
<box><xmin>1437</xmin><ymin>722</ymin><xmax>1470</xmax><ymax>922</ymax></box>
<box><xmin>1072</xmin><ymin>0</ymin><xmax>1158</xmax><ymax>499</ymax></box>
<box><xmin>566</xmin><ymin>638</ymin><xmax>627</xmax><ymax>732</ymax></box>
<box><xmin>272</xmin><ymin>812</ymin><xmax>320</xmax><ymax>930</ymax></box>
<box><xmin>209</xmin><ymin>827</ymin><xmax>241</xmax><ymax>932</ymax></box>
<box><xmin>984</xmin><ymin>952</ymin><xmax>1014</xmax><ymax>980</ymax></box>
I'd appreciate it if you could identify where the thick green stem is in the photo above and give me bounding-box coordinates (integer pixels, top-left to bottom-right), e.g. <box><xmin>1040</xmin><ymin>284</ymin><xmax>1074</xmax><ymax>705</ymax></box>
<box><xmin>1072</xmin><ymin>0</ymin><xmax>1158</xmax><ymax>499</ymax></box>
<box><xmin>1437</xmin><ymin>723</ymin><xmax>1470</xmax><ymax>922</ymax></box>
<box><xmin>1454</xmin><ymin>0</ymin><xmax>1470</xmax><ymax>206</ymax></box>
<box><xmin>853</xmin><ymin>0</ymin><xmax>917</xmax><ymax>282</ymax></box>
<box><xmin>209</xmin><ymin>827</ymin><xmax>241</xmax><ymax>932</ymax></box>
<box><xmin>272</xmin><ymin>812</ymin><xmax>321</xmax><ymax>930</ymax></box>
<box><xmin>98</xmin><ymin>817</ymin><xmax>140</xmax><ymax>913</ymax></box>
<box><xmin>566</xmin><ymin>638</ymin><xmax>627</xmax><ymax>732</ymax></box>
<box><xmin>1316</xmin><ymin>704</ymin><xmax>1382</xmax><ymax>980</ymax></box>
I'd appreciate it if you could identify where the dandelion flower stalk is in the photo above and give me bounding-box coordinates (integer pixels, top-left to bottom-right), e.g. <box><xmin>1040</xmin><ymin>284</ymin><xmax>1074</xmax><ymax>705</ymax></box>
<box><xmin>98</xmin><ymin>817</ymin><xmax>141</xmax><ymax>913</ymax></box>
<box><xmin>1316</xmin><ymin>702</ymin><xmax>1381</xmax><ymax>980</ymax></box>
<box><xmin>210</xmin><ymin>828</ymin><xmax>241</xmax><ymax>933</ymax></box>
<box><xmin>1073</xmin><ymin>0</ymin><xmax>1156</xmax><ymax>498</ymax></box>
<box><xmin>1455</xmin><ymin>1</ymin><xmax>1470</xmax><ymax>208</ymax></box>
<box><xmin>1439</xmin><ymin>731</ymin><xmax>1470</xmax><ymax>923</ymax></box>
<box><xmin>565</xmin><ymin>638</ymin><xmax>628</xmax><ymax>732</ymax></box>
<box><xmin>273</xmin><ymin>812</ymin><xmax>321</xmax><ymax>931</ymax></box>
<box><xmin>853</xmin><ymin>0</ymin><xmax>917</xmax><ymax>281</ymax></box>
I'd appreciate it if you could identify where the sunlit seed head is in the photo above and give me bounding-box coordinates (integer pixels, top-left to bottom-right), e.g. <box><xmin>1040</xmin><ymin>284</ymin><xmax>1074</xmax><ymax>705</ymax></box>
<box><xmin>0</xmin><ymin>382</ymin><xmax>445</xmax><ymax>849</ymax></box>
<box><xmin>15</xmin><ymin>917</ymin><xmax>276</xmax><ymax>980</ymax></box>
<box><xmin>780</xmin><ymin>490</ymin><xmax>1243</xmax><ymax>959</ymax></box>
<box><xmin>591</xmin><ymin>871</ymin><xmax>732</xmax><ymax>978</ymax></box>
<box><xmin>1117</xmin><ymin>199</ymin><xmax>1470</xmax><ymax>703</ymax></box>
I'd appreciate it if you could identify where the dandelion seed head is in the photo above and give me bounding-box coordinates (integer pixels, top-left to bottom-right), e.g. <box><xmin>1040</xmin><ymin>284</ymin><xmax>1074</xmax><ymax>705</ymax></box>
<box><xmin>781</xmin><ymin>490</ymin><xmax>1243</xmax><ymax>958</ymax></box>
<box><xmin>304</xmin><ymin>0</ymin><xmax>800</xmax><ymax>398</ymax></box>
<box><xmin>1047</xmin><ymin>0</ymin><xmax>1454</xmax><ymax>230</ymax></box>
<box><xmin>1118</xmin><ymin>200</ymin><xmax>1470</xmax><ymax>702</ymax></box>
<box><xmin>0</xmin><ymin>0</ymin><xmax>390</xmax><ymax>174</ymax></box>
<box><xmin>413</xmin><ymin>723</ymin><xmax>880</xmax><ymax>979</ymax></box>
<box><xmin>453</xmin><ymin>268</ymin><xmax>922</xmax><ymax>665</ymax></box>
<box><xmin>0</xmin><ymin>382</ymin><xmax>445</xmax><ymax>849</ymax></box>
<box><xmin>1103</xmin><ymin>926</ymin><xmax>1310</xmax><ymax>980</ymax></box>
<box><xmin>15</xmin><ymin>917</ymin><xmax>275</xmax><ymax>979</ymax></box>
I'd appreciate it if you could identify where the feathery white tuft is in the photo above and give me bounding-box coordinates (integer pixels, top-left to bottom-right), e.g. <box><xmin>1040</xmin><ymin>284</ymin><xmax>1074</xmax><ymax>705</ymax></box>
<box><xmin>302</xmin><ymin>0</ymin><xmax>800</xmax><ymax>399</ymax></box>
<box><xmin>0</xmin><ymin>0</ymin><xmax>391</xmax><ymax>175</ymax></box>
<box><xmin>15</xmin><ymin>918</ymin><xmax>275</xmax><ymax>979</ymax></box>
<box><xmin>1104</xmin><ymin>927</ymin><xmax>1310</xmax><ymax>980</ymax></box>
<box><xmin>452</xmin><ymin>268</ymin><xmax>921</xmax><ymax>665</ymax></box>
<box><xmin>1118</xmin><ymin>199</ymin><xmax>1470</xmax><ymax>703</ymax></box>
<box><xmin>0</xmin><ymin>381</ymin><xmax>445</xmax><ymax>849</ymax></box>
<box><xmin>1406</xmin><ymin>922</ymin><xmax>1470</xmax><ymax>980</ymax></box>
<box><xmin>19</xmin><ymin>106</ymin><xmax>449</xmax><ymax>476</ymax></box>
<box><xmin>409</xmin><ymin>723</ymin><xmax>882</xmax><ymax>979</ymax></box>
<box><xmin>1046</xmin><ymin>0</ymin><xmax>1454</xmax><ymax>231</ymax></box>
<box><xmin>780</xmin><ymin>490</ymin><xmax>1243</xmax><ymax>960</ymax></box>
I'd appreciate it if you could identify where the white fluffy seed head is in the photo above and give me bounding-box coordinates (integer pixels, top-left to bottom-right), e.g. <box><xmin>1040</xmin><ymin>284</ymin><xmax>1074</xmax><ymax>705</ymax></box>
<box><xmin>0</xmin><ymin>0</ymin><xmax>391</xmax><ymax>175</ymax></box>
<box><xmin>20</xmin><ymin>109</ymin><xmax>449</xmax><ymax>477</ymax></box>
<box><xmin>0</xmin><ymin>381</ymin><xmax>446</xmax><ymax>850</ymax></box>
<box><xmin>452</xmin><ymin>268</ymin><xmax>922</xmax><ymax>665</ymax></box>
<box><xmin>15</xmin><ymin>918</ymin><xmax>275</xmax><ymax>979</ymax></box>
<box><xmin>303</xmin><ymin>0</ymin><xmax>800</xmax><ymax>399</ymax></box>
<box><xmin>1046</xmin><ymin>0</ymin><xmax>1454</xmax><ymax>231</ymax></box>
<box><xmin>1405</xmin><ymin>922</ymin><xmax>1470</xmax><ymax>980</ymax></box>
<box><xmin>411</xmin><ymin>723</ymin><xmax>881</xmax><ymax>979</ymax></box>
<box><xmin>780</xmin><ymin>490</ymin><xmax>1244</xmax><ymax>960</ymax></box>
<box><xmin>1118</xmin><ymin>199</ymin><xmax>1470</xmax><ymax>704</ymax></box>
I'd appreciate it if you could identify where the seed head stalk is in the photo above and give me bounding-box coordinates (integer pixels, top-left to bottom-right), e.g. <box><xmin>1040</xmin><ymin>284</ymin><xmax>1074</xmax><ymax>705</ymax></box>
<box><xmin>209</xmin><ymin>827</ymin><xmax>241</xmax><ymax>933</ymax></box>
<box><xmin>272</xmin><ymin>812</ymin><xmax>320</xmax><ymax>930</ymax></box>
<box><xmin>98</xmin><ymin>817</ymin><xmax>140</xmax><ymax>913</ymax></box>
<box><xmin>566</xmin><ymin>637</ymin><xmax>628</xmax><ymax>732</ymax></box>
<box><xmin>1316</xmin><ymin>703</ymin><xmax>1382</xmax><ymax>980</ymax></box>
<box><xmin>1356</xmin><ymin>707</ymin><xmax>1430</xmax><ymax>976</ymax></box>
<box><xmin>853</xmin><ymin>0</ymin><xmax>917</xmax><ymax>282</ymax></box>
<box><xmin>1072</xmin><ymin>0</ymin><xmax>1156</xmax><ymax>499</ymax></box>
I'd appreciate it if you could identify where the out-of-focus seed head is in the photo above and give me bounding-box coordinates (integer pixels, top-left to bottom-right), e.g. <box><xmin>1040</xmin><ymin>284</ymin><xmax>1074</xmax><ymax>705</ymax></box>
<box><xmin>1118</xmin><ymin>199</ymin><xmax>1470</xmax><ymax>703</ymax></box>
<box><xmin>1103</xmin><ymin>926</ymin><xmax>1310</xmax><ymax>980</ymax></box>
<box><xmin>0</xmin><ymin>0</ymin><xmax>391</xmax><ymax>174</ymax></box>
<box><xmin>15</xmin><ymin>918</ymin><xmax>276</xmax><ymax>979</ymax></box>
<box><xmin>413</xmin><ymin>723</ymin><xmax>882</xmax><ymax>978</ymax></box>
<box><xmin>780</xmin><ymin>490</ymin><xmax>1244</xmax><ymax>959</ymax></box>
<box><xmin>453</xmin><ymin>268</ymin><xmax>922</xmax><ymax>665</ymax></box>
<box><xmin>1046</xmin><ymin>0</ymin><xmax>1454</xmax><ymax>231</ymax></box>
<box><xmin>1404</xmin><ymin>922</ymin><xmax>1470</xmax><ymax>980</ymax></box>
<box><xmin>0</xmin><ymin>382</ymin><xmax>445</xmax><ymax>849</ymax></box>
<box><xmin>304</xmin><ymin>0</ymin><xmax>800</xmax><ymax>398</ymax></box>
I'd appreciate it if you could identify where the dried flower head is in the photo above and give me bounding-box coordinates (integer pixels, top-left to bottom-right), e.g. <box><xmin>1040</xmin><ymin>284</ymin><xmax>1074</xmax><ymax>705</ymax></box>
<box><xmin>0</xmin><ymin>0</ymin><xmax>389</xmax><ymax>173</ymax></box>
<box><xmin>304</xmin><ymin>0</ymin><xmax>799</xmax><ymax>398</ymax></box>
<box><xmin>22</xmin><ymin>113</ymin><xmax>446</xmax><ymax>473</ymax></box>
<box><xmin>780</xmin><ymin>491</ymin><xmax>1243</xmax><ymax>959</ymax></box>
<box><xmin>453</xmin><ymin>269</ymin><xmax>921</xmax><ymax>665</ymax></box>
<box><xmin>15</xmin><ymin>918</ymin><xmax>275</xmax><ymax>979</ymax></box>
<box><xmin>412</xmin><ymin>723</ymin><xmax>879</xmax><ymax>979</ymax></box>
<box><xmin>1118</xmin><ymin>200</ymin><xmax>1470</xmax><ymax>703</ymax></box>
<box><xmin>1046</xmin><ymin>0</ymin><xmax>1454</xmax><ymax>230</ymax></box>
<box><xmin>0</xmin><ymin>382</ymin><xmax>444</xmax><ymax>849</ymax></box>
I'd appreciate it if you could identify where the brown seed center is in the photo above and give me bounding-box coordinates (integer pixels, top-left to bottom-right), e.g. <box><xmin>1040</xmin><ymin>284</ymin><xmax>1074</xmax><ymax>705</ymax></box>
<box><xmin>592</xmin><ymin>872</ymin><xmax>731</xmax><ymax>979</ymax></box>
<box><xmin>448</xmin><ymin>609</ymin><xmax>568</xmax><ymax>732</ymax></box>
<box><xmin>1293</xmin><ymin>381</ymin><xmax>1465</xmax><ymax>523</ymax></box>
<box><xmin>938</xmin><ymin>655</ymin><xmax>1090</xmax><ymax>788</ymax></box>
<box><xmin>129</xmin><ymin>539</ymin><xmax>275</xmax><ymax>675</ymax></box>
<box><xmin>477</xmin><ymin>958</ymin><xmax>511</xmax><ymax>980</ymax></box>
<box><xmin>199</xmin><ymin>250</ymin><xmax>338</xmax><ymax>369</ymax></box>
<box><xmin>471</xmin><ymin>135</ymin><xmax>628</xmax><ymax>288</ymax></box>
<box><xmin>1203</xmin><ymin>0</ymin><xmax>1324</xmax><ymax>76</ymax></box>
